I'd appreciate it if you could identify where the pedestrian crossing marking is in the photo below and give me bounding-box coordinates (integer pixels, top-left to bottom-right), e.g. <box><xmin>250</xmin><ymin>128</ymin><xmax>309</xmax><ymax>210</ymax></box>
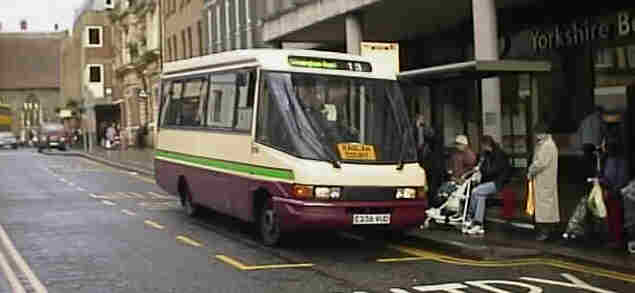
<box><xmin>121</xmin><ymin>209</ymin><xmax>137</xmax><ymax>216</ymax></box>
<box><xmin>101</xmin><ymin>200</ymin><xmax>116</xmax><ymax>206</ymax></box>
<box><xmin>144</xmin><ymin>220</ymin><xmax>164</xmax><ymax>230</ymax></box>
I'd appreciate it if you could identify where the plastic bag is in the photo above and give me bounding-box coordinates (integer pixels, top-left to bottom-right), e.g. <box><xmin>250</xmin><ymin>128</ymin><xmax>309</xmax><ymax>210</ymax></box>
<box><xmin>587</xmin><ymin>182</ymin><xmax>607</xmax><ymax>218</ymax></box>
<box><xmin>525</xmin><ymin>179</ymin><xmax>535</xmax><ymax>216</ymax></box>
<box><xmin>565</xmin><ymin>195</ymin><xmax>588</xmax><ymax>237</ymax></box>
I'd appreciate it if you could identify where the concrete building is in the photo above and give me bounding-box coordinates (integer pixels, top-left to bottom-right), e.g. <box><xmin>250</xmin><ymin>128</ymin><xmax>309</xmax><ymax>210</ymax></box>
<box><xmin>0</xmin><ymin>31</ymin><xmax>68</xmax><ymax>136</ymax></box>
<box><xmin>200</xmin><ymin>0</ymin><xmax>266</xmax><ymax>54</ymax></box>
<box><xmin>110</xmin><ymin>0</ymin><xmax>161</xmax><ymax>148</ymax></box>
<box><xmin>66</xmin><ymin>0</ymin><xmax>119</xmax><ymax>148</ymax></box>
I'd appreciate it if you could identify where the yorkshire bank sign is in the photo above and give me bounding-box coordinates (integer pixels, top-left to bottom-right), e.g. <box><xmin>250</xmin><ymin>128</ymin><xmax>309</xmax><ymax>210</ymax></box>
<box><xmin>530</xmin><ymin>10</ymin><xmax>635</xmax><ymax>52</ymax></box>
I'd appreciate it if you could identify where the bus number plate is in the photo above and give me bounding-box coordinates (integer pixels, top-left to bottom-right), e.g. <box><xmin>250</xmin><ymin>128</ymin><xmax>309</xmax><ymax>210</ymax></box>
<box><xmin>353</xmin><ymin>214</ymin><xmax>390</xmax><ymax>225</ymax></box>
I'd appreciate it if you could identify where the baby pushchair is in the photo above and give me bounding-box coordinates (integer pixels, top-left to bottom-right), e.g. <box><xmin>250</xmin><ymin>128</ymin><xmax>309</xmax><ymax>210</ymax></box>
<box><xmin>622</xmin><ymin>180</ymin><xmax>635</xmax><ymax>254</ymax></box>
<box><xmin>423</xmin><ymin>159</ymin><xmax>483</xmax><ymax>229</ymax></box>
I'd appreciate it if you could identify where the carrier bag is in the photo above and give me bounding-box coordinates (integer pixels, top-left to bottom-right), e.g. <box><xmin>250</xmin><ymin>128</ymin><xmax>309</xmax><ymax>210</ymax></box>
<box><xmin>525</xmin><ymin>179</ymin><xmax>535</xmax><ymax>216</ymax></box>
<box><xmin>565</xmin><ymin>195</ymin><xmax>589</xmax><ymax>237</ymax></box>
<box><xmin>588</xmin><ymin>182</ymin><xmax>607</xmax><ymax>219</ymax></box>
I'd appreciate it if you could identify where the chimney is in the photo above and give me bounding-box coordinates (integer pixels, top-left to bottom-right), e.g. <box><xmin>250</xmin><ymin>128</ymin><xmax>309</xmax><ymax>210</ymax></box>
<box><xmin>20</xmin><ymin>19</ymin><xmax>27</xmax><ymax>31</ymax></box>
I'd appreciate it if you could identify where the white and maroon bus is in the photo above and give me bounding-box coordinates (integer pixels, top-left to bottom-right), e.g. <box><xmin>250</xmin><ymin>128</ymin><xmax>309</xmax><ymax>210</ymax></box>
<box><xmin>156</xmin><ymin>49</ymin><xmax>428</xmax><ymax>245</ymax></box>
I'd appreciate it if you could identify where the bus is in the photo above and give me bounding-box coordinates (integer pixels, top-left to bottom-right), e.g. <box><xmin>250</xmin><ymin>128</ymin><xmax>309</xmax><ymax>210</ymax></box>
<box><xmin>156</xmin><ymin>49</ymin><xmax>428</xmax><ymax>245</ymax></box>
<box><xmin>0</xmin><ymin>104</ymin><xmax>12</xmax><ymax>132</ymax></box>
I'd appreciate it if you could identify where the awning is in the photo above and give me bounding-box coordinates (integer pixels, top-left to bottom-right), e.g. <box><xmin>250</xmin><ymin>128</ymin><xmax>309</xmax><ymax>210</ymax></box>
<box><xmin>398</xmin><ymin>60</ymin><xmax>552</xmax><ymax>84</ymax></box>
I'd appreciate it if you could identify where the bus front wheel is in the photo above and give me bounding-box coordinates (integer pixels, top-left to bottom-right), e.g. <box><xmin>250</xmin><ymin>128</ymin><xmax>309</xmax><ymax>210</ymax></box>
<box><xmin>259</xmin><ymin>197</ymin><xmax>282</xmax><ymax>246</ymax></box>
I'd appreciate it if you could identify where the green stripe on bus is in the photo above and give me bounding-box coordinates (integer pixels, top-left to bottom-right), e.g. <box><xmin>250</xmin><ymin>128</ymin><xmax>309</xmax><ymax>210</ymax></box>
<box><xmin>155</xmin><ymin>150</ymin><xmax>294</xmax><ymax>181</ymax></box>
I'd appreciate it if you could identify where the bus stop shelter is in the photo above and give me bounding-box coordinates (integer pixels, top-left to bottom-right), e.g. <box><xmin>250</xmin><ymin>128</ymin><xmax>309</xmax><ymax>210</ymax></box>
<box><xmin>398</xmin><ymin>59</ymin><xmax>552</xmax><ymax>173</ymax></box>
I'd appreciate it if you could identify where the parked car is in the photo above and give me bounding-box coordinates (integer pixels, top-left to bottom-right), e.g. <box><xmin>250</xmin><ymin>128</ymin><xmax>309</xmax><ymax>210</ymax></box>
<box><xmin>37</xmin><ymin>123</ymin><xmax>69</xmax><ymax>152</ymax></box>
<box><xmin>0</xmin><ymin>131</ymin><xmax>18</xmax><ymax>149</ymax></box>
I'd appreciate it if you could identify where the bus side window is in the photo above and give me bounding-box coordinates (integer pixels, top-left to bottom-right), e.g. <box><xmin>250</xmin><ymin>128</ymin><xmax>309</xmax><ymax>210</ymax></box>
<box><xmin>164</xmin><ymin>81</ymin><xmax>184</xmax><ymax>126</ymax></box>
<box><xmin>159</xmin><ymin>81</ymin><xmax>171</xmax><ymax>127</ymax></box>
<box><xmin>207</xmin><ymin>72</ymin><xmax>237</xmax><ymax>129</ymax></box>
<box><xmin>234</xmin><ymin>70</ymin><xmax>255</xmax><ymax>131</ymax></box>
<box><xmin>180</xmin><ymin>77</ymin><xmax>208</xmax><ymax>127</ymax></box>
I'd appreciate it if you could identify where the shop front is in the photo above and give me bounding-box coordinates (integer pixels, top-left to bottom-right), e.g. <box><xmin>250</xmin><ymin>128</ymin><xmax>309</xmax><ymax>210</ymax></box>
<box><xmin>503</xmin><ymin>7</ymin><xmax>635</xmax><ymax>185</ymax></box>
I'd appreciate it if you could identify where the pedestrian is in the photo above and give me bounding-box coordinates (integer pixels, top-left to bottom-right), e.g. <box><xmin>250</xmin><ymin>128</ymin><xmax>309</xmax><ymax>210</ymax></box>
<box><xmin>106</xmin><ymin>124</ymin><xmax>116</xmax><ymax>149</ymax></box>
<box><xmin>449</xmin><ymin>134</ymin><xmax>477</xmax><ymax>181</ymax></box>
<box><xmin>463</xmin><ymin>135</ymin><xmax>512</xmax><ymax>235</ymax></box>
<box><xmin>577</xmin><ymin>106</ymin><xmax>605</xmax><ymax>178</ymax></box>
<box><xmin>527</xmin><ymin>122</ymin><xmax>560</xmax><ymax>241</ymax></box>
<box><xmin>413</xmin><ymin>113</ymin><xmax>435</xmax><ymax>162</ymax></box>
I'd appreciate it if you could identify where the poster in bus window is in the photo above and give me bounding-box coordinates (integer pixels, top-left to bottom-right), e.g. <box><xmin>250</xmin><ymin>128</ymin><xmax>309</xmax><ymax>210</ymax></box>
<box><xmin>337</xmin><ymin>143</ymin><xmax>377</xmax><ymax>160</ymax></box>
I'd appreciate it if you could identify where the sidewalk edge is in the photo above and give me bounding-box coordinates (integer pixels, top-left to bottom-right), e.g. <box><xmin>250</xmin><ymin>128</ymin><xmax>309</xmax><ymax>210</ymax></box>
<box><xmin>41</xmin><ymin>150</ymin><xmax>155</xmax><ymax>177</ymax></box>
<box><xmin>408</xmin><ymin>229</ymin><xmax>635</xmax><ymax>274</ymax></box>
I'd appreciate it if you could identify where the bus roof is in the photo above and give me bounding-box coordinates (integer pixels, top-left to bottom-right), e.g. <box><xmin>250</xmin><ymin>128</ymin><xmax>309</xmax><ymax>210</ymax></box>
<box><xmin>162</xmin><ymin>49</ymin><xmax>396</xmax><ymax>80</ymax></box>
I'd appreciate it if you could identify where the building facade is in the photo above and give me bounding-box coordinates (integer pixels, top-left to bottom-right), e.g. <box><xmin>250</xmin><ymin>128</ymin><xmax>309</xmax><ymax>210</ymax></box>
<box><xmin>110</xmin><ymin>0</ymin><xmax>161</xmax><ymax>148</ymax></box>
<box><xmin>0</xmin><ymin>31</ymin><xmax>68</xmax><ymax>136</ymax></box>
<box><xmin>66</xmin><ymin>0</ymin><xmax>119</xmax><ymax>148</ymax></box>
<box><xmin>162</xmin><ymin>0</ymin><xmax>206</xmax><ymax>62</ymax></box>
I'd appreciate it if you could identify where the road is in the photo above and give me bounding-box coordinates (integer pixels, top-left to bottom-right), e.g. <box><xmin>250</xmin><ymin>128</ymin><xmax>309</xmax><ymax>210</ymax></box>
<box><xmin>0</xmin><ymin>148</ymin><xmax>633</xmax><ymax>293</ymax></box>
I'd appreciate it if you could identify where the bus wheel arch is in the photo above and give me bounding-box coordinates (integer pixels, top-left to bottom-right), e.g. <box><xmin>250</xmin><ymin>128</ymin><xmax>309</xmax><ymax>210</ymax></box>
<box><xmin>253</xmin><ymin>188</ymin><xmax>282</xmax><ymax>246</ymax></box>
<box><xmin>178</xmin><ymin>176</ymin><xmax>198</xmax><ymax>217</ymax></box>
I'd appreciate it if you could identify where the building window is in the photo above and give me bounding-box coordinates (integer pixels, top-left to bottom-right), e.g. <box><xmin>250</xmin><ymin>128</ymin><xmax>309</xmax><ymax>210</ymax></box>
<box><xmin>88</xmin><ymin>65</ymin><xmax>103</xmax><ymax>83</ymax></box>
<box><xmin>225</xmin><ymin>0</ymin><xmax>231</xmax><ymax>50</ymax></box>
<box><xmin>187</xmin><ymin>26</ymin><xmax>193</xmax><ymax>58</ymax></box>
<box><xmin>181</xmin><ymin>30</ymin><xmax>186</xmax><ymax>59</ymax></box>
<box><xmin>197</xmin><ymin>21</ymin><xmax>203</xmax><ymax>56</ymax></box>
<box><xmin>172</xmin><ymin>35</ymin><xmax>178</xmax><ymax>60</ymax></box>
<box><xmin>216</xmin><ymin>5</ymin><xmax>222</xmax><ymax>52</ymax></box>
<box><xmin>86</xmin><ymin>26</ymin><xmax>103</xmax><ymax>47</ymax></box>
<box><xmin>235</xmin><ymin>0</ymin><xmax>241</xmax><ymax>49</ymax></box>
<box><xmin>167</xmin><ymin>37</ymin><xmax>172</xmax><ymax>61</ymax></box>
<box><xmin>172</xmin><ymin>0</ymin><xmax>176</xmax><ymax>12</ymax></box>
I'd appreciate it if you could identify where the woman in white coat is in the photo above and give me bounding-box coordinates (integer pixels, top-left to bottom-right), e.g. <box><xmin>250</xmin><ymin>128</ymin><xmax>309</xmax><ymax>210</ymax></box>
<box><xmin>528</xmin><ymin>123</ymin><xmax>560</xmax><ymax>241</ymax></box>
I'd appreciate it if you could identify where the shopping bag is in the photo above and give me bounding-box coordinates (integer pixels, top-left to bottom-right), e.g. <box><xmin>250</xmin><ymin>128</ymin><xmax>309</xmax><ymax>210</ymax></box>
<box><xmin>525</xmin><ymin>179</ymin><xmax>535</xmax><ymax>216</ymax></box>
<box><xmin>587</xmin><ymin>182</ymin><xmax>607</xmax><ymax>218</ymax></box>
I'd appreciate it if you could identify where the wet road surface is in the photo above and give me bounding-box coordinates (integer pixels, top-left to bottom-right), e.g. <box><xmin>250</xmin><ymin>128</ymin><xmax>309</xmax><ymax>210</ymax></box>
<box><xmin>0</xmin><ymin>149</ymin><xmax>633</xmax><ymax>292</ymax></box>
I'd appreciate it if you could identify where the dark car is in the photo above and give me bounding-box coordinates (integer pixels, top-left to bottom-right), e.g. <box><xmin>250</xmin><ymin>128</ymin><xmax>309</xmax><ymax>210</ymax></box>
<box><xmin>0</xmin><ymin>131</ymin><xmax>18</xmax><ymax>149</ymax></box>
<box><xmin>38</xmin><ymin>123</ymin><xmax>69</xmax><ymax>152</ymax></box>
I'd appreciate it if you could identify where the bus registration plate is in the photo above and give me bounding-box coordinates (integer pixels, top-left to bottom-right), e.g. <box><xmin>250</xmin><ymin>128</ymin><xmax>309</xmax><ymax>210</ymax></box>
<box><xmin>353</xmin><ymin>214</ymin><xmax>390</xmax><ymax>225</ymax></box>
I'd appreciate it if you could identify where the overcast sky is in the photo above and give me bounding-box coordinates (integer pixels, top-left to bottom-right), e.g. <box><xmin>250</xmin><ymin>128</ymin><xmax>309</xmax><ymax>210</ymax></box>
<box><xmin>0</xmin><ymin>0</ymin><xmax>86</xmax><ymax>32</ymax></box>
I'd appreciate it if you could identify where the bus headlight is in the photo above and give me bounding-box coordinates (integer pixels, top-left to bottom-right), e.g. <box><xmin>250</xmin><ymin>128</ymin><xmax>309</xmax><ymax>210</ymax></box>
<box><xmin>396</xmin><ymin>188</ymin><xmax>417</xmax><ymax>199</ymax></box>
<box><xmin>315</xmin><ymin>187</ymin><xmax>341</xmax><ymax>200</ymax></box>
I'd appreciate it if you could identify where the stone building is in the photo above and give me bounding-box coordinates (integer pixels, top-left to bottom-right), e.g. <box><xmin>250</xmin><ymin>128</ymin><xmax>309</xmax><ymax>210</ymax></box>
<box><xmin>110</xmin><ymin>0</ymin><xmax>161</xmax><ymax>148</ymax></box>
<box><xmin>0</xmin><ymin>31</ymin><xmax>67</xmax><ymax>136</ymax></box>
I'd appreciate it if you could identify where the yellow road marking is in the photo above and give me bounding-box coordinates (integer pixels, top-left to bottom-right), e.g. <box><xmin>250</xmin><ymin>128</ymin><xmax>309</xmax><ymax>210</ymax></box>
<box><xmin>176</xmin><ymin>236</ymin><xmax>203</xmax><ymax>247</ymax></box>
<box><xmin>89</xmin><ymin>193</ymin><xmax>111</xmax><ymax>199</ymax></box>
<box><xmin>128</xmin><ymin>192</ymin><xmax>146</xmax><ymax>199</ymax></box>
<box><xmin>101</xmin><ymin>200</ymin><xmax>116</xmax><ymax>206</ymax></box>
<box><xmin>148</xmin><ymin>191</ymin><xmax>172</xmax><ymax>199</ymax></box>
<box><xmin>0</xmin><ymin>225</ymin><xmax>47</xmax><ymax>293</ymax></box>
<box><xmin>385</xmin><ymin>245</ymin><xmax>635</xmax><ymax>283</ymax></box>
<box><xmin>215</xmin><ymin>255</ymin><xmax>314</xmax><ymax>271</ymax></box>
<box><xmin>144</xmin><ymin>220</ymin><xmax>164</xmax><ymax>230</ymax></box>
<box><xmin>121</xmin><ymin>209</ymin><xmax>137</xmax><ymax>216</ymax></box>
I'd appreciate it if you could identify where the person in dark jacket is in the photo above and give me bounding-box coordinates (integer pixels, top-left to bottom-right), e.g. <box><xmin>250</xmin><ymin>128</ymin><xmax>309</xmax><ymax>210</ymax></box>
<box><xmin>463</xmin><ymin>135</ymin><xmax>512</xmax><ymax>235</ymax></box>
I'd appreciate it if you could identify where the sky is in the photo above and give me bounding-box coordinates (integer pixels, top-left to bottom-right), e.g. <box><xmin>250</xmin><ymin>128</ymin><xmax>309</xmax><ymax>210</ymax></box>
<box><xmin>0</xmin><ymin>0</ymin><xmax>87</xmax><ymax>32</ymax></box>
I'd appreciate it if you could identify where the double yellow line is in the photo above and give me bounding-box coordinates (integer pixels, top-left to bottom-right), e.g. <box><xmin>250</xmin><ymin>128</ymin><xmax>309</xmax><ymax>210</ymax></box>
<box><xmin>382</xmin><ymin>245</ymin><xmax>635</xmax><ymax>283</ymax></box>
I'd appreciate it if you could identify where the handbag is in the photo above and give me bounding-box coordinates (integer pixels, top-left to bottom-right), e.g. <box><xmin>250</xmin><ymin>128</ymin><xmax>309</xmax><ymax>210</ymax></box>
<box><xmin>587</xmin><ymin>182</ymin><xmax>607</xmax><ymax>218</ymax></box>
<box><xmin>525</xmin><ymin>179</ymin><xmax>535</xmax><ymax>216</ymax></box>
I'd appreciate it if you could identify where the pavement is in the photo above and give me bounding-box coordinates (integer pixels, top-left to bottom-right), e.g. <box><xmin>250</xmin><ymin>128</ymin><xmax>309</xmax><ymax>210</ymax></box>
<box><xmin>43</xmin><ymin>145</ymin><xmax>635</xmax><ymax>273</ymax></box>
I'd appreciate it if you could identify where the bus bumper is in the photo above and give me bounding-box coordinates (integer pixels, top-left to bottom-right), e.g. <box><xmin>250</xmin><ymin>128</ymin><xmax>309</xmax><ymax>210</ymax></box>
<box><xmin>273</xmin><ymin>197</ymin><xmax>427</xmax><ymax>232</ymax></box>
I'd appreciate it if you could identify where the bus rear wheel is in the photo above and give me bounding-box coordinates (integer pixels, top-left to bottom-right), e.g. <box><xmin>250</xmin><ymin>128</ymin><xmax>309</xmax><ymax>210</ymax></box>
<box><xmin>179</xmin><ymin>181</ymin><xmax>198</xmax><ymax>217</ymax></box>
<box><xmin>259</xmin><ymin>198</ymin><xmax>282</xmax><ymax>246</ymax></box>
